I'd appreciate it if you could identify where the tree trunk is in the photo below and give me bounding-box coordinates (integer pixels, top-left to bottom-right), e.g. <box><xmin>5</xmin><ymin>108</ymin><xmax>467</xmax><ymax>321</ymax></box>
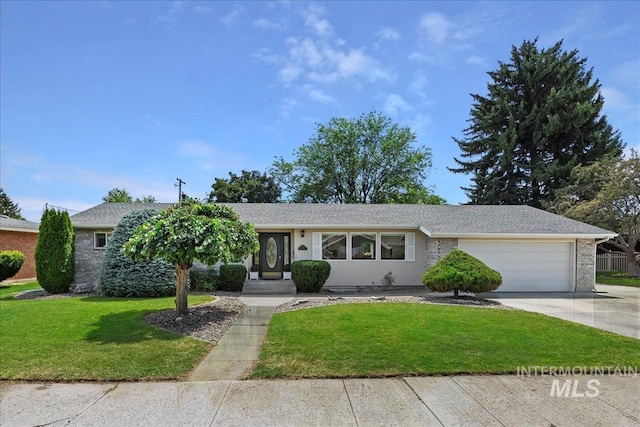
<box><xmin>175</xmin><ymin>264</ymin><xmax>190</xmax><ymax>315</ymax></box>
<box><xmin>453</xmin><ymin>288</ymin><xmax>459</xmax><ymax>298</ymax></box>
<box><xmin>626</xmin><ymin>251</ymin><xmax>640</xmax><ymax>278</ymax></box>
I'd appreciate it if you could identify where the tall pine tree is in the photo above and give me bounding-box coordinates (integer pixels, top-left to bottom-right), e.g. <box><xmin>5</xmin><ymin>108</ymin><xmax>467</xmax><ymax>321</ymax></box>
<box><xmin>450</xmin><ymin>39</ymin><xmax>623</xmax><ymax>207</ymax></box>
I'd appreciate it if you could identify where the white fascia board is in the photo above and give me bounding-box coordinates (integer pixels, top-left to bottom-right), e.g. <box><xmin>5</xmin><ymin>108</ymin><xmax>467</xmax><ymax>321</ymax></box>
<box><xmin>418</xmin><ymin>225</ymin><xmax>432</xmax><ymax>236</ymax></box>
<box><xmin>253</xmin><ymin>224</ymin><xmax>423</xmax><ymax>230</ymax></box>
<box><xmin>431</xmin><ymin>232</ymin><xmax>618</xmax><ymax>240</ymax></box>
<box><xmin>72</xmin><ymin>224</ymin><xmax>117</xmax><ymax>229</ymax></box>
<box><xmin>0</xmin><ymin>226</ymin><xmax>39</xmax><ymax>233</ymax></box>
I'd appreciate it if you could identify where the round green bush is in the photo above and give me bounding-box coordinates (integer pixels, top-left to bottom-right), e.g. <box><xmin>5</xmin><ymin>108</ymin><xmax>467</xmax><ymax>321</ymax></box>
<box><xmin>219</xmin><ymin>264</ymin><xmax>247</xmax><ymax>291</ymax></box>
<box><xmin>189</xmin><ymin>268</ymin><xmax>219</xmax><ymax>292</ymax></box>
<box><xmin>422</xmin><ymin>249</ymin><xmax>502</xmax><ymax>296</ymax></box>
<box><xmin>100</xmin><ymin>209</ymin><xmax>175</xmax><ymax>297</ymax></box>
<box><xmin>35</xmin><ymin>208</ymin><xmax>74</xmax><ymax>294</ymax></box>
<box><xmin>291</xmin><ymin>260</ymin><xmax>331</xmax><ymax>293</ymax></box>
<box><xmin>0</xmin><ymin>250</ymin><xmax>26</xmax><ymax>281</ymax></box>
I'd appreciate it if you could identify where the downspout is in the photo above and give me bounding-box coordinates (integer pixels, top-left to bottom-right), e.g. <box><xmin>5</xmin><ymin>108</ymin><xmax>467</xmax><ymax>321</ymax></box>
<box><xmin>592</xmin><ymin>236</ymin><xmax>616</xmax><ymax>292</ymax></box>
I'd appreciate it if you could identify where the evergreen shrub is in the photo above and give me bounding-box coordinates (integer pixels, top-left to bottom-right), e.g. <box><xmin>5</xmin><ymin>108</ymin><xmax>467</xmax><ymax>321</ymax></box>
<box><xmin>100</xmin><ymin>209</ymin><xmax>175</xmax><ymax>297</ymax></box>
<box><xmin>0</xmin><ymin>250</ymin><xmax>26</xmax><ymax>281</ymax></box>
<box><xmin>291</xmin><ymin>260</ymin><xmax>331</xmax><ymax>293</ymax></box>
<box><xmin>35</xmin><ymin>208</ymin><xmax>74</xmax><ymax>294</ymax></box>
<box><xmin>219</xmin><ymin>264</ymin><xmax>246</xmax><ymax>291</ymax></box>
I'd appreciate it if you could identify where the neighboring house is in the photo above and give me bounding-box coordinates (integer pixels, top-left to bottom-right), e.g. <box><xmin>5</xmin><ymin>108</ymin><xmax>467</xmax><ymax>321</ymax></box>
<box><xmin>70</xmin><ymin>203</ymin><xmax>616</xmax><ymax>293</ymax></box>
<box><xmin>0</xmin><ymin>215</ymin><xmax>39</xmax><ymax>280</ymax></box>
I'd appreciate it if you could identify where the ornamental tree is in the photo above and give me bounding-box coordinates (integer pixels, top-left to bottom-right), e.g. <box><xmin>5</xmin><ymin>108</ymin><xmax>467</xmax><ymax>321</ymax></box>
<box><xmin>123</xmin><ymin>202</ymin><xmax>259</xmax><ymax>314</ymax></box>
<box><xmin>35</xmin><ymin>208</ymin><xmax>75</xmax><ymax>294</ymax></box>
<box><xmin>422</xmin><ymin>249</ymin><xmax>502</xmax><ymax>297</ymax></box>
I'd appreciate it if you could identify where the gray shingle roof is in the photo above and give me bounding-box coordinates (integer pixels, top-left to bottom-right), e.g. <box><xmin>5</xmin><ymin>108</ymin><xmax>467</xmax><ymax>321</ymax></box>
<box><xmin>0</xmin><ymin>215</ymin><xmax>40</xmax><ymax>233</ymax></box>
<box><xmin>70</xmin><ymin>202</ymin><xmax>615</xmax><ymax>237</ymax></box>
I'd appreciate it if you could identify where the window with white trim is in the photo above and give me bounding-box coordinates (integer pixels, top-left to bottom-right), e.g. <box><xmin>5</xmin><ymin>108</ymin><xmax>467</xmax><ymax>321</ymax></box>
<box><xmin>351</xmin><ymin>233</ymin><xmax>376</xmax><ymax>260</ymax></box>
<box><xmin>322</xmin><ymin>233</ymin><xmax>347</xmax><ymax>260</ymax></box>
<box><xmin>381</xmin><ymin>234</ymin><xmax>406</xmax><ymax>260</ymax></box>
<box><xmin>94</xmin><ymin>232</ymin><xmax>112</xmax><ymax>249</ymax></box>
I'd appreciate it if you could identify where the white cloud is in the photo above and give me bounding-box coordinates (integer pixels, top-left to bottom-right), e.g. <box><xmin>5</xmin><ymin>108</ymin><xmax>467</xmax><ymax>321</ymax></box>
<box><xmin>254</xmin><ymin>17</ymin><xmax>284</xmax><ymax>31</ymax></box>
<box><xmin>612</xmin><ymin>59</ymin><xmax>640</xmax><ymax>88</ymax></box>
<box><xmin>384</xmin><ymin>94</ymin><xmax>413</xmax><ymax>116</ymax></box>
<box><xmin>253</xmin><ymin>49</ymin><xmax>280</xmax><ymax>64</ymax></box>
<box><xmin>301</xmin><ymin>4</ymin><xmax>333</xmax><ymax>37</ymax></box>
<box><xmin>376</xmin><ymin>27</ymin><xmax>401</xmax><ymax>43</ymax></box>
<box><xmin>409</xmin><ymin>71</ymin><xmax>428</xmax><ymax>97</ymax></box>
<box><xmin>220</xmin><ymin>7</ymin><xmax>243</xmax><ymax>27</ymax></box>
<box><xmin>419</xmin><ymin>12</ymin><xmax>453</xmax><ymax>43</ymax></box>
<box><xmin>278</xmin><ymin>64</ymin><xmax>303</xmax><ymax>84</ymax></box>
<box><xmin>303</xmin><ymin>84</ymin><xmax>335</xmax><ymax>104</ymax></box>
<box><xmin>279</xmin><ymin>98</ymin><xmax>301</xmax><ymax>120</ymax></box>
<box><xmin>466</xmin><ymin>55</ymin><xmax>488</xmax><ymax>67</ymax></box>
<box><xmin>289</xmin><ymin>37</ymin><xmax>324</xmax><ymax>67</ymax></box>
<box><xmin>408</xmin><ymin>51</ymin><xmax>439</xmax><ymax>65</ymax></box>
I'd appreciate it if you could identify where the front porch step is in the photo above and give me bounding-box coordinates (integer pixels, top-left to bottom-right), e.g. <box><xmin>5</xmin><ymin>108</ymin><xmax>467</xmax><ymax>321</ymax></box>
<box><xmin>242</xmin><ymin>280</ymin><xmax>297</xmax><ymax>296</ymax></box>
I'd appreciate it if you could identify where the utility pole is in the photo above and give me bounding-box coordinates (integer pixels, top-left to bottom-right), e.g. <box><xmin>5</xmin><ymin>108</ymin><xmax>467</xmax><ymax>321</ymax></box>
<box><xmin>175</xmin><ymin>178</ymin><xmax>186</xmax><ymax>202</ymax></box>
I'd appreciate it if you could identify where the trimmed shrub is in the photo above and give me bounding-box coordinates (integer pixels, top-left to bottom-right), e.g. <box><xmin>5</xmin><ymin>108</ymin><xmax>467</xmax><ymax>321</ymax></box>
<box><xmin>219</xmin><ymin>264</ymin><xmax>247</xmax><ymax>291</ymax></box>
<box><xmin>189</xmin><ymin>268</ymin><xmax>219</xmax><ymax>292</ymax></box>
<box><xmin>291</xmin><ymin>260</ymin><xmax>331</xmax><ymax>293</ymax></box>
<box><xmin>35</xmin><ymin>208</ymin><xmax>74</xmax><ymax>294</ymax></box>
<box><xmin>422</xmin><ymin>249</ymin><xmax>502</xmax><ymax>297</ymax></box>
<box><xmin>100</xmin><ymin>209</ymin><xmax>175</xmax><ymax>297</ymax></box>
<box><xmin>0</xmin><ymin>250</ymin><xmax>26</xmax><ymax>281</ymax></box>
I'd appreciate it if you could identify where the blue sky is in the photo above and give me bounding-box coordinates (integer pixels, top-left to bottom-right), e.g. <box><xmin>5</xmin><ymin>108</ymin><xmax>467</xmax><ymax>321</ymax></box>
<box><xmin>1</xmin><ymin>1</ymin><xmax>638</xmax><ymax>222</ymax></box>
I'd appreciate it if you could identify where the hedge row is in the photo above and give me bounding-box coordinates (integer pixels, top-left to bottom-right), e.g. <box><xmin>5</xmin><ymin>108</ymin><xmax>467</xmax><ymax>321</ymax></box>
<box><xmin>0</xmin><ymin>250</ymin><xmax>26</xmax><ymax>281</ymax></box>
<box><xmin>291</xmin><ymin>260</ymin><xmax>331</xmax><ymax>293</ymax></box>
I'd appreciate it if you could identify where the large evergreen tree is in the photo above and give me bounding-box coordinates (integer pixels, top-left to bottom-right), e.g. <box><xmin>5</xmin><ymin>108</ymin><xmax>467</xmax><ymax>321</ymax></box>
<box><xmin>0</xmin><ymin>188</ymin><xmax>24</xmax><ymax>220</ymax></box>
<box><xmin>450</xmin><ymin>39</ymin><xmax>624</xmax><ymax>207</ymax></box>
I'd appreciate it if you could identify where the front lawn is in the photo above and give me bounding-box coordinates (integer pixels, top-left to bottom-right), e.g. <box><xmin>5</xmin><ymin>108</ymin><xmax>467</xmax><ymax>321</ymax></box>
<box><xmin>251</xmin><ymin>303</ymin><xmax>640</xmax><ymax>379</ymax></box>
<box><xmin>0</xmin><ymin>283</ymin><xmax>212</xmax><ymax>381</ymax></box>
<box><xmin>596</xmin><ymin>271</ymin><xmax>640</xmax><ymax>287</ymax></box>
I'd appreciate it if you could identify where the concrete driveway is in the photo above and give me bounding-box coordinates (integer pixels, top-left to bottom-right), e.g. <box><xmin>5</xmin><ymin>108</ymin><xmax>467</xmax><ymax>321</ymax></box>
<box><xmin>484</xmin><ymin>284</ymin><xmax>640</xmax><ymax>339</ymax></box>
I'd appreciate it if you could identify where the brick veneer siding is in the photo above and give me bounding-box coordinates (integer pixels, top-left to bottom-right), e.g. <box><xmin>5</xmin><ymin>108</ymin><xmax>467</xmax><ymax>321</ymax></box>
<box><xmin>425</xmin><ymin>237</ymin><xmax>458</xmax><ymax>269</ymax></box>
<box><xmin>576</xmin><ymin>238</ymin><xmax>596</xmax><ymax>292</ymax></box>
<box><xmin>72</xmin><ymin>228</ymin><xmax>112</xmax><ymax>293</ymax></box>
<box><xmin>0</xmin><ymin>230</ymin><xmax>38</xmax><ymax>280</ymax></box>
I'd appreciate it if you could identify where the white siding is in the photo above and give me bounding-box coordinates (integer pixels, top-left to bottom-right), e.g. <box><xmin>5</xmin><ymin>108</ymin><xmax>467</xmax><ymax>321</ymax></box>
<box><xmin>458</xmin><ymin>240</ymin><xmax>574</xmax><ymax>292</ymax></box>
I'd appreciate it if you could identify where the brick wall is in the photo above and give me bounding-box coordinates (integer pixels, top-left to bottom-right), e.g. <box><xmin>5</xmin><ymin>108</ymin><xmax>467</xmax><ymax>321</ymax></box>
<box><xmin>425</xmin><ymin>237</ymin><xmax>458</xmax><ymax>269</ymax></box>
<box><xmin>0</xmin><ymin>230</ymin><xmax>38</xmax><ymax>280</ymax></box>
<box><xmin>576</xmin><ymin>238</ymin><xmax>596</xmax><ymax>292</ymax></box>
<box><xmin>72</xmin><ymin>228</ymin><xmax>112</xmax><ymax>293</ymax></box>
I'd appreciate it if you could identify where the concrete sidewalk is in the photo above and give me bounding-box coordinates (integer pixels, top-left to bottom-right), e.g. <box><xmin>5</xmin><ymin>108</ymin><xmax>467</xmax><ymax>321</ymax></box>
<box><xmin>189</xmin><ymin>297</ymin><xmax>293</xmax><ymax>381</ymax></box>
<box><xmin>2</xmin><ymin>375</ymin><xmax>638</xmax><ymax>426</ymax></box>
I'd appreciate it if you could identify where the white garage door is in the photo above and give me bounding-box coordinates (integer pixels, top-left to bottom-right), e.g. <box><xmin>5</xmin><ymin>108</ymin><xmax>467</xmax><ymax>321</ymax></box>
<box><xmin>457</xmin><ymin>240</ymin><xmax>573</xmax><ymax>292</ymax></box>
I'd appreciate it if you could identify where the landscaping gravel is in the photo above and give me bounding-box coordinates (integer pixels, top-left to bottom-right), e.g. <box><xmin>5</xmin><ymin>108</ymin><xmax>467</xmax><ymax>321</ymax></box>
<box><xmin>274</xmin><ymin>295</ymin><xmax>509</xmax><ymax>313</ymax></box>
<box><xmin>144</xmin><ymin>297</ymin><xmax>246</xmax><ymax>343</ymax></box>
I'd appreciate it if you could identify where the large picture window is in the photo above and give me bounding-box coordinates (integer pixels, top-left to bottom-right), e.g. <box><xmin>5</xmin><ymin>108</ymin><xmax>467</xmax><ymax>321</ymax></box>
<box><xmin>322</xmin><ymin>233</ymin><xmax>347</xmax><ymax>260</ymax></box>
<box><xmin>381</xmin><ymin>234</ymin><xmax>406</xmax><ymax>260</ymax></box>
<box><xmin>352</xmin><ymin>233</ymin><xmax>376</xmax><ymax>260</ymax></box>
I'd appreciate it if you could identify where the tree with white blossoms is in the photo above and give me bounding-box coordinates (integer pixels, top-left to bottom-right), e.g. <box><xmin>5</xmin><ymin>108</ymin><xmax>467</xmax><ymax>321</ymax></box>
<box><xmin>123</xmin><ymin>202</ymin><xmax>259</xmax><ymax>314</ymax></box>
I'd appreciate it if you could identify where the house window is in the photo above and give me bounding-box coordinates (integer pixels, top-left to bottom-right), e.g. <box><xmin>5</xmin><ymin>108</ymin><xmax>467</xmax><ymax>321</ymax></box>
<box><xmin>381</xmin><ymin>234</ymin><xmax>406</xmax><ymax>260</ymax></box>
<box><xmin>352</xmin><ymin>233</ymin><xmax>376</xmax><ymax>260</ymax></box>
<box><xmin>94</xmin><ymin>232</ymin><xmax>112</xmax><ymax>249</ymax></box>
<box><xmin>322</xmin><ymin>233</ymin><xmax>347</xmax><ymax>260</ymax></box>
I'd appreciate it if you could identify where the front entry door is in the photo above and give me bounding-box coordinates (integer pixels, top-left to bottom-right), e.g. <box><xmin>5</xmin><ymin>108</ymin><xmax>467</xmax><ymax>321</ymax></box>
<box><xmin>259</xmin><ymin>233</ymin><xmax>286</xmax><ymax>279</ymax></box>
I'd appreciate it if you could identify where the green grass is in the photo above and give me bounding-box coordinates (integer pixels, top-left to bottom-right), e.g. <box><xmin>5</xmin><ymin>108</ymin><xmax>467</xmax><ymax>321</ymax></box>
<box><xmin>597</xmin><ymin>271</ymin><xmax>640</xmax><ymax>287</ymax></box>
<box><xmin>0</xmin><ymin>283</ymin><xmax>213</xmax><ymax>381</ymax></box>
<box><xmin>251</xmin><ymin>303</ymin><xmax>640</xmax><ymax>379</ymax></box>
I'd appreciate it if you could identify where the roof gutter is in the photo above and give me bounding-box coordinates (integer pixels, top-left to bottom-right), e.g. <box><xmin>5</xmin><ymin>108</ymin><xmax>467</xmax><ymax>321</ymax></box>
<box><xmin>0</xmin><ymin>226</ymin><xmax>39</xmax><ymax>234</ymax></box>
<box><xmin>431</xmin><ymin>232</ymin><xmax>619</xmax><ymax>240</ymax></box>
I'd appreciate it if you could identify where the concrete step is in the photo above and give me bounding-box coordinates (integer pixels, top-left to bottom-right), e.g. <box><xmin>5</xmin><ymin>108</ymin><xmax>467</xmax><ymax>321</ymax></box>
<box><xmin>242</xmin><ymin>280</ymin><xmax>297</xmax><ymax>296</ymax></box>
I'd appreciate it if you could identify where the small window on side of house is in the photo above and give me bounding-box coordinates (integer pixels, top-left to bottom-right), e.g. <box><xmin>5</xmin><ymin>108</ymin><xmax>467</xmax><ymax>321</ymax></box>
<box><xmin>381</xmin><ymin>234</ymin><xmax>406</xmax><ymax>260</ymax></box>
<box><xmin>94</xmin><ymin>232</ymin><xmax>112</xmax><ymax>249</ymax></box>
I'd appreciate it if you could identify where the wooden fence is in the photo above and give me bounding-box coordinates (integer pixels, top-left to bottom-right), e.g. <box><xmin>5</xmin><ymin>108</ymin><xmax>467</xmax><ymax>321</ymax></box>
<box><xmin>596</xmin><ymin>252</ymin><xmax>627</xmax><ymax>272</ymax></box>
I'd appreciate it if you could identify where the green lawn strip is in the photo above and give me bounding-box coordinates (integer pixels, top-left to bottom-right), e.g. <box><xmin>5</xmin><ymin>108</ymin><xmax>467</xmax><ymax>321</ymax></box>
<box><xmin>251</xmin><ymin>303</ymin><xmax>640</xmax><ymax>379</ymax></box>
<box><xmin>0</xmin><ymin>282</ymin><xmax>42</xmax><ymax>299</ymax></box>
<box><xmin>596</xmin><ymin>271</ymin><xmax>640</xmax><ymax>287</ymax></box>
<box><xmin>0</xmin><ymin>291</ymin><xmax>213</xmax><ymax>381</ymax></box>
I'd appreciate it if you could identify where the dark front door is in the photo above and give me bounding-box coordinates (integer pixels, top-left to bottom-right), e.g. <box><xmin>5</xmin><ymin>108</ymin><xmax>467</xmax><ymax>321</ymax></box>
<box><xmin>259</xmin><ymin>233</ymin><xmax>287</xmax><ymax>279</ymax></box>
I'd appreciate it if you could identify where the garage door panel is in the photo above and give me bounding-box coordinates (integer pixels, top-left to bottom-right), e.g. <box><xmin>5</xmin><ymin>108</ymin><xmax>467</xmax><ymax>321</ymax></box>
<box><xmin>457</xmin><ymin>241</ymin><xmax>573</xmax><ymax>292</ymax></box>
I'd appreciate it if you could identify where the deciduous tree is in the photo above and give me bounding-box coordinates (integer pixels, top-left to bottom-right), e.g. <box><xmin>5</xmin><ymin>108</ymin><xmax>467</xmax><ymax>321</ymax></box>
<box><xmin>550</xmin><ymin>151</ymin><xmax>639</xmax><ymax>277</ymax></box>
<box><xmin>207</xmin><ymin>170</ymin><xmax>281</xmax><ymax>203</ymax></box>
<box><xmin>103</xmin><ymin>188</ymin><xmax>133</xmax><ymax>203</ymax></box>
<box><xmin>271</xmin><ymin>111</ymin><xmax>439</xmax><ymax>204</ymax></box>
<box><xmin>123</xmin><ymin>202</ymin><xmax>258</xmax><ymax>314</ymax></box>
<box><xmin>450</xmin><ymin>39</ymin><xmax>624</xmax><ymax>207</ymax></box>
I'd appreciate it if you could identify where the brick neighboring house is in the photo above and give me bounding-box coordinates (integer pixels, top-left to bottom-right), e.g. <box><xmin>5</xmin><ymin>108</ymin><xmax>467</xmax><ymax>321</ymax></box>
<box><xmin>0</xmin><ymin>215</ymin><xmax>39</xmax><ymax>280</ymax></box>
